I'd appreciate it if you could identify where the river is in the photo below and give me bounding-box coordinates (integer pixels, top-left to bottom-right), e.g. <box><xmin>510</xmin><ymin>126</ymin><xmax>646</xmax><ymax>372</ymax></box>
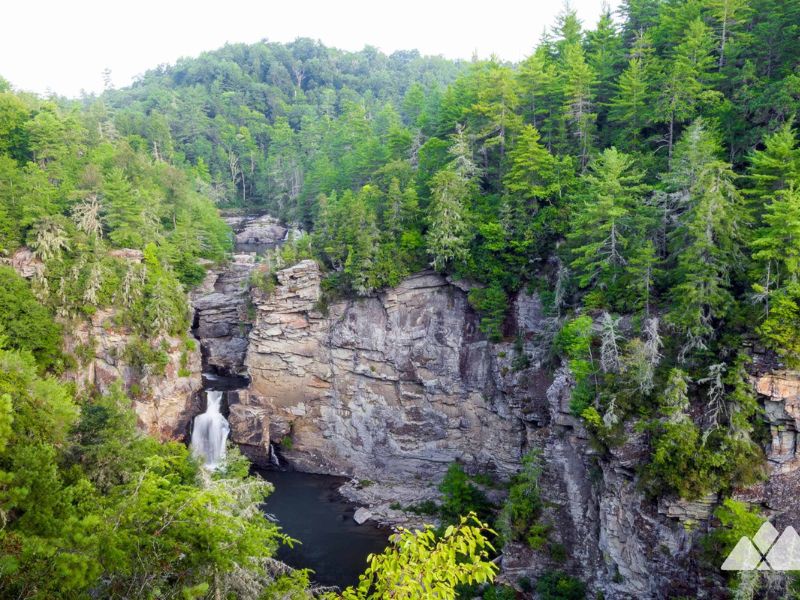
<box><xmin>256</xmin><ymin>469</ymin><xmax>389</xmax><ymax>589</ymax></box>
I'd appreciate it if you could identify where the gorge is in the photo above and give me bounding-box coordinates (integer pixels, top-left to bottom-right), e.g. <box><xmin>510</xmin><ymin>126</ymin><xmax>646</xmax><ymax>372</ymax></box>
<box><xmin>4</xmin><ymin>5</ymin><xmax>800</xmax><ymax>596</ymax></box>
<box><xmin>182</xmin><ymin>213</ymin><xmax>800</xmax><ymax>598</ymax></box>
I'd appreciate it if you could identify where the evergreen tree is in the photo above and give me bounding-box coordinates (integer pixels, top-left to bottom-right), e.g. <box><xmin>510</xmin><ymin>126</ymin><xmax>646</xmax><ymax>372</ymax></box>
<box><xmin>103</xmin><ymin>168</ymin><xmax>145</xmax><ymax>248</ymax></box>
<box><xmin>426</xmin><ymin>168</ymin><xmax>473</xmax><ymax>272</ymax></box>
<box><xmin>655</xmin><ymin>18</ymin><xmax>721</xmax><ymax>161</ymax></box>
<box><xmin>568</xmin><ymin>147</ymin><xmax>651</xmax><ymax>304</ymax></box>
<box><xmin>667</xmin><ymin>123</ymin><xmax>744</xmax><ymax>360</ymax></box>
<box><xmin>559</xmin><ymin>43</ymin><xmax>597</xmax><ymax>170</ymax></box>
<box><xmin>607</xmin><ymin>33</ymin><xmax>656</xmax><ymax>152</ymax></box>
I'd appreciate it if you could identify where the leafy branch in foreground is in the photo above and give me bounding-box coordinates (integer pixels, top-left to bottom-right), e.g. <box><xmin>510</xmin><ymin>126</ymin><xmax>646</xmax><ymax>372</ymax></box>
<box><xmin>332</xmin><ymin>513</ymin><xmax>497</xmax><ymax>600</ymax></box>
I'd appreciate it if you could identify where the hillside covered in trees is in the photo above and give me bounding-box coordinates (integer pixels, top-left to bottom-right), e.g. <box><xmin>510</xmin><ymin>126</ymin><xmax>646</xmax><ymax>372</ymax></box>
<box><xmin>103</xmin><ymin>0</ymin><xmax>800</xmax><ymax>500</ymax></box>
<box><xmin>2</xmin><ymin>0</ymin><xmax>800</xmax><ymax>596</ymax></box>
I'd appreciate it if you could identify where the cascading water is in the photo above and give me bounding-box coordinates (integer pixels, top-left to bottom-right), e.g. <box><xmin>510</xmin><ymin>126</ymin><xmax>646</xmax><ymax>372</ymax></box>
<box><xmin>191</xmin><ymin>390</ymin><xmax>230</xmax><ymax>469</ymax></box>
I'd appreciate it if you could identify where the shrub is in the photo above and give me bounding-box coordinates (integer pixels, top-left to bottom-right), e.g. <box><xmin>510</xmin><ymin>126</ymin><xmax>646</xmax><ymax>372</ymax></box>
<box><xmin>497</xmin><ymin>450</ymin><xmax>544</xmax><ymax>547</ymax></box>
<box><xmin>469</xmin><ymin>284</ymin><xmax>508</xmax><ymax>342</ymax></box>
<box><xmin>439</xmin><ymin>463</ymin><xmax>493</xmax><ymax>524</ymax></box>
<box><xmin>535</xmin><ymin>571</ymin><xmax>586</xmax><ymax>600</ymax></box>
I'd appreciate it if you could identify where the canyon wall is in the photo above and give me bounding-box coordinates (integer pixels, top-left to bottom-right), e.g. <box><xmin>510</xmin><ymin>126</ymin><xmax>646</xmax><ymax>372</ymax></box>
<box><xmin>236</xmin><ymin>260</ymin><xmax>525</xmax><ymax>478</ymax></box>
<box><xmin>229</xmin><ymin>257</ymin><xmax>800</xmax><ymax>598</ymax></box>
<box><xmin>3</xmin><ymin>247</ymin><xmax>203</xmax><ymax>441</ymax></box>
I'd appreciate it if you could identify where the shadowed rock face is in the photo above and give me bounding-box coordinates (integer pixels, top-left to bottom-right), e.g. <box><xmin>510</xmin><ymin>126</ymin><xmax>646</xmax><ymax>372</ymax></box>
<box><xmin>191</xmin><ymin>253</ymin><xmax>257</xmax><ymax>376</ymax></box>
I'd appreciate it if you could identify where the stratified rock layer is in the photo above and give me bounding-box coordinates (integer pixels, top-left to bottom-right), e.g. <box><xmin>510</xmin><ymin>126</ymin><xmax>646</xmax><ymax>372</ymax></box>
<box><xmin>240</xmin><ymin>260</ymin><xmax>525</xmax><ymax>478</ymax></box>
<box><xmin>192</xmin><ymin>253</ymin><xmax>257</xmax><ymax>376</ymax></box>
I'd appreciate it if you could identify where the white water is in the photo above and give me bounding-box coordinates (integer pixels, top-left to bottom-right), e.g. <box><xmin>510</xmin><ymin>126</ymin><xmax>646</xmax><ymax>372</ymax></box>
<box><xmin>191</xmin><ymin>390</ymin><xmax>230</xmax><ymax>469</ymax></box>
<box><xmin>269</xmin><ymin>443</ymin><xmax>281</xmax><ymax>467</ymax></box>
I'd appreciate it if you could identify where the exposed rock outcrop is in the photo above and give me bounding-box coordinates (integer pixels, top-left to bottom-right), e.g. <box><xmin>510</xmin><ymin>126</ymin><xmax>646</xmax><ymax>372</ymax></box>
<box><xmin>238</xmin><ymin>260</ymin><xmax>526</xmax><ymax>482</ymax></box>
<box><xmin>5</xmin><ymin>247</ymin><xmax>203</xmax><ymax>441</ymax></box>
<box><xmin>230</xmin><ymin>214</ymin><xmax>287</xmax><ymax>249</ymax></box>
<box><xmin>192</xmin><ymin>253</ymin><xmax>257</xmax><ymax>376</ymax></box>
<box><xmin>62</xmin><ymin>309</ymin><xmax>203</xmax><ymax>440</ymax></box>
<box><xmin>735</xmin><ymin>371</ymin><xmax>800</xmax><ymax>531</ymax></box>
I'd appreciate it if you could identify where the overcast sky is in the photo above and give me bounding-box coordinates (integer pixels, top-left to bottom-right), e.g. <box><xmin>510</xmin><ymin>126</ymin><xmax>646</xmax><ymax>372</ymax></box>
<box><xmin>2</xmin><ymin>0</ymin><xmax>620</xmax><ymax>98</ymax></box>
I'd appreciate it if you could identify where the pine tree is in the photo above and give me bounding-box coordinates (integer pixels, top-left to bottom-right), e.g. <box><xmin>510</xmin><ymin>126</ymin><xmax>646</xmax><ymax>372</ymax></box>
<box><xmin>750</xmin><ymin>186</ymin><xmax>800</xmax><ymax>364</ymax></box>
<box><xmin>607</xmin><ymin>33</ymin><xmax>656</xmax><ymax>152</ymax></box>
<box><xmin>568</xmin><ymin>148</ymin><xmax>650</xmax><ymax>298</ymax></box>
<box><xmin>745</xmin><ymin>121</ymin><xmax>800</xmax><ymax>219</ymax></box>
<box><xmin>655</xmin><ymin>18</ymin><xmax>721</xmax><ymax>161</ymax></box>
<box><xmin>103</xmin><ymin>168</ymin><xmax>144</xmax><ymax>248</ymax></box>
<box><xmin>426</xmin><ymin>168</ymin><xmax>474</xmax><ymax>272</ymax></box>
<box><xmin>516</xmin><ymin>47</ymin><xmax>558</xmax><ymax>138</ymax></box>
<box><xmin>467</xmin><ymin>61</ymin><xmax>521</xmax><ymax>172</ymax></box>
<box><xmin>503</xmin><ymin>125</ymin><xmax>565</xmax><ymax>212</ymax></box>
<box><xmin>668</xmin><ymin>123</ymin><xmax>744</xmax><ymax>360</ymax></box>
<box><xmin>560</xmin><ymin>43</ymin><xmax>597</xmax><ymax>170</ymax></box>
<box><xmin>585</xmin><ymin>6</ymin><xmax>625</xmax><ymax>144</ymax></box>
<box><xmin>706</xmin><ymin>0</ymin><xmax>753</xmax><ymax>70</ymax></box>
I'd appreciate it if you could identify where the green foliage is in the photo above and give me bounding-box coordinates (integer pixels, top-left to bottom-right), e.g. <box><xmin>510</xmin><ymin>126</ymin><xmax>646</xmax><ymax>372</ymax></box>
<box><xmin>535</xmin><ymin>570</ymin><xmax>587</xmax><ymax>600</ymax></box>
<box><xmin>250</xmin><ymin>266</ymin><xmax>278</xmax><ymax>296</ymax></box>
<box><xmin>553</xmin><ymin>316</ymin><xmax>597</xmax><ymax>415</ymax></box>
<box><xmin>643</xmin><ymin>362</ymin><xmax>766</xmax><ymax>499</ymax></box>
<box><xmin>468</xmin><ymin>284</ymin><xmax>508</xmax><ymax>341</ymax></box>
<box><xmin>439</xmin><ymin>463</ymin><xmax>493</xmax><ymax>525</ymax></box>
<box><xmin>0</xmin><ymin>267</ymin><xmax>62</xmax><ymax>371</ymax></box>
<box><xmin>703</xmin><ymin>499</ymin><xmax>765</xmax><ymax>562</ymax></box>
<box><xmin>0</xmin><ymin>346</ymin><xmax>294</xmax><ymax>598</ymax></box>
<box><xmin>567</xmin><ymin>147</ymin><xmax>651</xmax><ymax>308</ymax></box>
<box><xmin>123</xmin><ymin>337</ymin><xmax>169</xmax><ymax>377</ymax></box>
<box><xmin>483</xmin><ymin>584</ymin><xmax>517</xmax><ymax>600</ymax></box>
<box><xmin>333</xmin><ymin>514</ymin><xmax>498</xmax><ymax>600</ymax></box>
<box><xmin>497</xmin><ymin>450</ymin><xmax>545</xmax><ymax>549</ymax></box>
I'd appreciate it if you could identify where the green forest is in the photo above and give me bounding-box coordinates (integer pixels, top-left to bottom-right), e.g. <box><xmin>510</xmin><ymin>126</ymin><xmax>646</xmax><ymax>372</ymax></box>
<box><xmin>1</xmin><ymin>0</ymin><xmax>800</xmax><ymax>597</ymax></box>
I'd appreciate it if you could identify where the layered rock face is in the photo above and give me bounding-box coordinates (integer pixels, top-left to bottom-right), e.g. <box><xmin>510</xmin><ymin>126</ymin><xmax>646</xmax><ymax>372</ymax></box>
<box><xmin>237</xmin><ymin>260</ymin><xmax>526</xmax><ymax>478</ymax></box>
<box><xmin>226</xmin><ymin>213</ymin><xmax>288</xmax><ymax>251</ymax></box>
<box><xmin>191</xmin><ymin>214</ymin><xmax>289</xmax><ymax>376</ymax></box>
<box><xmin>736</xmin><ymin>371</ymin><xmax>800</xmax><ymax>531</ymax></box>
<box><xmin>62</xmin><ymin>309</ymin><xmax>203</xmax><ymax>440</ymax></box>
<box><xmin>191</xmin><ymin>253</ymin><xmax>257</xmax><ymax>376</ymax></box>
<box><xmin>233</xmin><ymin>260</ymin><xmax>696</xmax><ymax>596</ymax></box>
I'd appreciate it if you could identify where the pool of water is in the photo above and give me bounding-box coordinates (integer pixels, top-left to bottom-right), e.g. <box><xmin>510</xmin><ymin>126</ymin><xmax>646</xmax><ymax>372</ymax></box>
<box><xmin>255</xmin><ymin>469</ymin><xmax>390</xmax><ymax>589</ymax></box>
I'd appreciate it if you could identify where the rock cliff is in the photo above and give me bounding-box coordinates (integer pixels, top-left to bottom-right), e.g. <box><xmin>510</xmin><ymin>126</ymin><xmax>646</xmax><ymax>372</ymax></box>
<box><xmin>62</xmin><ymin>308</ymin><xmax>203</xmax><ymax>440</ymax></box>
<box><xmin>233</xmin><ymin>257</ymin><xmax>800</xmax><ymax>598</ymax></box>
<box><xmin>236</xmin><ymin>260</ymin><xmax>525</xmax><ymax>477</ymax></box>
<box><xmin>3</xmin><ymin>247</ymin><xmax>204</xmax><ymax>441</ymax></box>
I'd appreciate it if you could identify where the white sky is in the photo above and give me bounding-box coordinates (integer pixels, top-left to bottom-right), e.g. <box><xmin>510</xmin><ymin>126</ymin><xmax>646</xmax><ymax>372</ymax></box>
<box><xmin>1</xmin><ymin>0</ymin><xmax>620</xmax><ymax>98</ymax></box>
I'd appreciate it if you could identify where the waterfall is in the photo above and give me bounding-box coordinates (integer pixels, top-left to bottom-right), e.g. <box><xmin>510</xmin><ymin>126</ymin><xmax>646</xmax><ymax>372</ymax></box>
<box><xmin>269</xmin><ymin>443</ymin><xmax>281</xmax><ymax>467</ymax></box>
<box><xmin>191</xmin><ymin>390</ymin><xmax>230</xmax><ymax>469</ymax></box>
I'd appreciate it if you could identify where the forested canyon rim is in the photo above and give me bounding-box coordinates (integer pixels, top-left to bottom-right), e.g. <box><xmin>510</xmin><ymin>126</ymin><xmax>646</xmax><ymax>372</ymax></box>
<box><xmin>2</xmin><ymin>0</ymin><xmax>800</xmax><ymax>597</ymax></box>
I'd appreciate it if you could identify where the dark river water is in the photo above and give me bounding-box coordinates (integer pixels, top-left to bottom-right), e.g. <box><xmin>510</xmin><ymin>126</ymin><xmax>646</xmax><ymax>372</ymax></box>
<box><xmin>255</xmin><ymin>469</ymin><xmax>390</xmax><ymax>589</ymax></box>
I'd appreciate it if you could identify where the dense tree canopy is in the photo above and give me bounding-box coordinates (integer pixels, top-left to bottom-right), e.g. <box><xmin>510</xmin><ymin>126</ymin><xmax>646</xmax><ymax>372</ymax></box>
<box><xmin>2</xmin><ymin>0</ymin><xmax>800</xmax><ymax>596</ymax></box>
